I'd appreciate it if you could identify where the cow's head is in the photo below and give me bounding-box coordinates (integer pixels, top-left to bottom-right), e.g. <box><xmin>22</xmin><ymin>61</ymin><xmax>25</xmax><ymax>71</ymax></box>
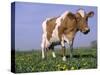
<box><xmin>76</xmin><ymin>9</ymin><xmax>94</xmax><ymax>34</ymax></box>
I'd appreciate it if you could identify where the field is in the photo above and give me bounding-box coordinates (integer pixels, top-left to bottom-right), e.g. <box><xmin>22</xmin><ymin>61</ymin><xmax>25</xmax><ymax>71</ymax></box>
<box><xmin>15</xmin><ymin>48</ymin><xmax>97</xmax><ymax>73</ymax></box>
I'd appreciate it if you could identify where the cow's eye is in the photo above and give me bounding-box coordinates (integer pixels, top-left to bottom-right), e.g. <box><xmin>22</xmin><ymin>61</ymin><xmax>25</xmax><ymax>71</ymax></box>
<box><xmin>86</xmin><ymin>17</ymin><xmax>88</xmax><ymax>21</ymax></box>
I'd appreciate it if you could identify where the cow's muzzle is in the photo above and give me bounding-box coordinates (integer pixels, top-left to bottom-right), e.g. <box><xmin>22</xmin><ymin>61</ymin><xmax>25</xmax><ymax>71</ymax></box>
<box><xmin>83</xmin><ymin>28</ymin><xmax>90</xmax><ymax>34</ymax></box>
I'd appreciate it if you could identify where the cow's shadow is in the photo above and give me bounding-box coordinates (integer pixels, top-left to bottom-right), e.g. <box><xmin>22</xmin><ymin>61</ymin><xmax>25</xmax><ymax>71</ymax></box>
<box><xmin>65</xmin><ymin>54</ymin><xmax>96</xmax><ymax>58</ymax></box>
<box><xmin>60</xmin><ymin>54</ymin><xmax>97</xmax><ymax>58</ymax></box>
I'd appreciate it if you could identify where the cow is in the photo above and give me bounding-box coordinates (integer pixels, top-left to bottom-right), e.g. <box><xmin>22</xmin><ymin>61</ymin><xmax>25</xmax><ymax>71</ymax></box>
<box><xmin>41</xmin><ymin>9</ymin><xmax>94</xmax><ymax>61</ymax></box>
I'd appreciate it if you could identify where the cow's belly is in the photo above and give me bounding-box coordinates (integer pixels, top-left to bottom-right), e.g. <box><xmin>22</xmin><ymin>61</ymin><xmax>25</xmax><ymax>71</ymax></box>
<box><xmin>49</xmin><ymin>37</ymin><xmax>60</xmax><ymax>47</ymax></box>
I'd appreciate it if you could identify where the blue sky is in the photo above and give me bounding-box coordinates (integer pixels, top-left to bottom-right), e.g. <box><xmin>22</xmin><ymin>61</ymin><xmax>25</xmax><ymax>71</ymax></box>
<box><xmin>14</xmin><ymin>2</ymin><xmax>97</xmax><ymax>50</ymax></box>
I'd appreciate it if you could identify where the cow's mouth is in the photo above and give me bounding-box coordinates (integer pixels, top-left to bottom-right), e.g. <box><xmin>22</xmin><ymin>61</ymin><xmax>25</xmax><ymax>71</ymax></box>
<box><xmin>83</xmin><ymin>29</ymin><xmax>90</xmax><ymax>34</ymax></box>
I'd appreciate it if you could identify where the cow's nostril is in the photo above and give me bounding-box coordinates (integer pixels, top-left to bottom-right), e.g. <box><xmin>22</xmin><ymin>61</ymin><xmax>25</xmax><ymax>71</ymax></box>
<box><xmin>83</xmin><ymin>29</ymin><xmax>90</xmax><ymax>34</ymax></box>
<box><xmin>87</xmin><ymin>28</ymin><xmax>90</xmax><ymax>32</ymax></box>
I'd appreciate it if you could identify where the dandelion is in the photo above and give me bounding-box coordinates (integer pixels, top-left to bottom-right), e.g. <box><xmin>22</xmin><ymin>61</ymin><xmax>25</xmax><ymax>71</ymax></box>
<box><xmin>83</xmin><ymin>62</ymin><xmax>87</xmax><ymax>66</ymax></box>
<box><xmin>71</xmin><ymin>66</ymin><xmax>75</xmax><ymax>70</ymax></box>
<box><xmin>57</xmin><ymin>64</ymin><xmax>60</xmax><ymax>67</ymax></box>
<box><xmin>32</xmin><ymin>67</ymin><xmax>34</xmax><ymax>71</ymax></box>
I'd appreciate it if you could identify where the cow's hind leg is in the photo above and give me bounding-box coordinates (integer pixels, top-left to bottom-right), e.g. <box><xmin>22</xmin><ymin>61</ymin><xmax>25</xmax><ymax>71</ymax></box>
<box><xmin>41</xmin><ymin>34</ymin><xmax>46</xmax><ymax>59</ymax></box>
<box><xmin>41</xmin><ymin>45</ymin><xmax>45</xmax><ymax>59</ymax></box>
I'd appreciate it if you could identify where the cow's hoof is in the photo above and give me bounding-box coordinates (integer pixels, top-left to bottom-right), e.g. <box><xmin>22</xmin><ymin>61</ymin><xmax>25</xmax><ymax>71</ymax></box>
<box><xmin>62</xmin><ymin>56</ymin><xmax>66</xmax><ymax>61</ymax></box>
<box><xmin>42</xmin><ymin>57</ymin><xmax>45</xmax><ymax>59</ymax></box>
<box><xmin>52</xmin><ymin>52</ymin><xmax>56</xmax><ymax>58</ymax></box>
<box><xmin>53</xmin><ymin>56</ymin><xmax>56</xmax><ymax>58</ymax></box>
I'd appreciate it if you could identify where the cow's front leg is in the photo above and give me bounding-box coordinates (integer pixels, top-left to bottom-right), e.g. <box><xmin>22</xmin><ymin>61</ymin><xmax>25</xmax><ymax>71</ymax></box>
<box><xmin>49</xmin><ymin>45</ymin><xmax>56</xmax><ymax>58</ymax></box>
<box><xmin>61</xmin><ymin>40</ymin><xmax>66</xmax><ymax>61</ymax></box>
<box><xmin>63</xmin><ymin>35</ymin><xmax>74</xmax><ymax>59</ymax></box>
<box><xmin>52</xmin><ymin>47</ymin><xmax>56</xmax><ymax>58</ymax></box>
<box><xmin>62</xmin><ymin>46</ymin><xmax>66</xmax><ymax>61</ymax></box>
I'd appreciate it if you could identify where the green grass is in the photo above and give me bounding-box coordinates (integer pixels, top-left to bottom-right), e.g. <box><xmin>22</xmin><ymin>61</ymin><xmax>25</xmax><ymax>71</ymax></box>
<box><xmin>15</xmin><ymin>48</ymin><xmax>97</xmax><ymax>73</ymax></box>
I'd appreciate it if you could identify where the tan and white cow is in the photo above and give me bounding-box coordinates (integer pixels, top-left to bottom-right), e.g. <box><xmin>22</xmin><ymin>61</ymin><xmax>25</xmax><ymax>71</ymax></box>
<box><xmin>41</xmin><ymin>9</ymin><xmax>94</xmax><ymax>61</ymax></box>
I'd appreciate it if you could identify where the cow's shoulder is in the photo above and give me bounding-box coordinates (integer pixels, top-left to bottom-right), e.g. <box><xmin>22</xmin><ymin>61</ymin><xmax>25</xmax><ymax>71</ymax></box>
<box><xmin>67</xmin><ymin>12</ymin><xmax>76</xmax><ymax>20</ymax></box>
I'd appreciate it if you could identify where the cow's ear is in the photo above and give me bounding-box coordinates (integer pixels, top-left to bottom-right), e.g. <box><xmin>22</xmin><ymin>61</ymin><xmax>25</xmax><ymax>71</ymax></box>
<box><xmin>87</xmin><ymin>11</ymin><xmax>94</xmax><ymax>17</ymax></box>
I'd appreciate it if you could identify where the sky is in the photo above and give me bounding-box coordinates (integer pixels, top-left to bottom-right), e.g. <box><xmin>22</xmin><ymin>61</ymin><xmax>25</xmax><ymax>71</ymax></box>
<box><xmin>13</xmin><ymin>2</ymin><xmax>97</xmax><ymax>50</ymax></box>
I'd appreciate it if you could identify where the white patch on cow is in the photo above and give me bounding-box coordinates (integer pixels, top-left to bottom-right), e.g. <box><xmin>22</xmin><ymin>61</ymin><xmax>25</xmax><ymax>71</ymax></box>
<box><xmin>52</xmin><ymin>51</ymin><xmax>56</xmax><ymax>58</ymax></box>
<box><xmin>78</xmin><ymin>9</ymin><xmax>85</xmax><ymax>17</ymax></box>
<box><xmin>62</xmin><ymin>56</ymin><xmax>66</xmax><ymax>61</ymax></box>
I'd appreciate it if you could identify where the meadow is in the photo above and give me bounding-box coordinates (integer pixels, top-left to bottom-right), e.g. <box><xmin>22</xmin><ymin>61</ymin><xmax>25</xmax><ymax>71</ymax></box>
<box><xmin>15</xmin><ymin>48</ymin><xmax>97</xmax><ymax>73</ymax></box>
